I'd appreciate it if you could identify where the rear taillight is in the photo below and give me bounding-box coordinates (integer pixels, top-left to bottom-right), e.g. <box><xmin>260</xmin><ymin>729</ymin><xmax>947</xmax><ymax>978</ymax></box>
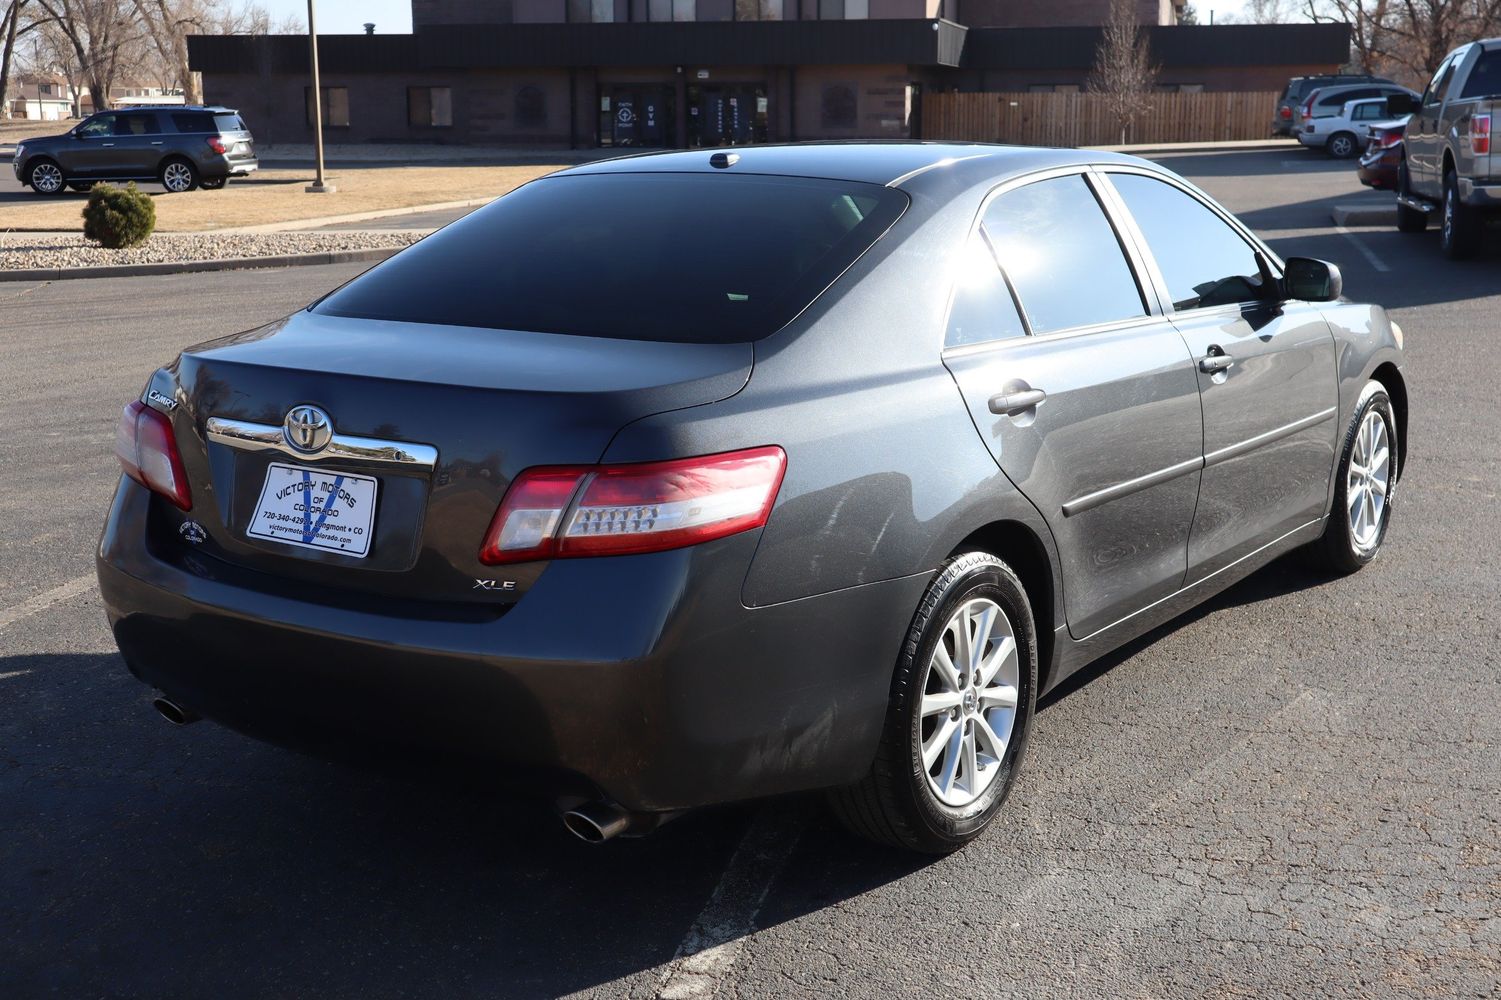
<box><xmin>115</xmin><ymin>400</ymin><xmax>192</xmax><ymax>510</ymax></box>
<box><xmin>479</xmin><ymin>446</ymin><xmax>786</xmax><ymax>565</ymax></box>
<box><xmin>1280</xmin><ymin>107</ymin><xmax>1293</xmax><ymax>120</ymax></box>
<box><xmin>206</xmin><ymin>135</ymin><xmax>230</xmax><ymax>155</ymax></box>
<box><xmin>1472</xmin><ymin>114</ymin><xmax>1491</xmax><ymax>155</ymax></box>
<box><xmin>1380</xmin><ymin>130</ymin><xmax>1404</xmax><ymax>149</ymax></box>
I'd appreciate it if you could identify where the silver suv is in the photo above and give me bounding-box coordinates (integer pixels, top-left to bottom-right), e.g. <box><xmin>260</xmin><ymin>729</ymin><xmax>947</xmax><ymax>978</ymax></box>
<box><xmin>13</xmin><ymin>105</ymin><xmax>257</xmax><ymax>195</ymax></box>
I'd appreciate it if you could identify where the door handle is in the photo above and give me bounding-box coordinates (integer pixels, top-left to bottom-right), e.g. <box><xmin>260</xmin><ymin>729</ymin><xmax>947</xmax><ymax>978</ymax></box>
<box><xmin>150</xmin><ymin>141</ymin><xmax>163</xmax><ymax>145</ymax></box>
<box><xmin>101</xmin><ymin>142</ymin><xmax>115</xmax><ymax>147</ymax></box>
<box><xmin>988</xmin><ymin>388</ymin><xmax>1047</xmax><ymax>417</ymax></box>
<box><xmin>1199</xmin><ymin>350</ymin><xmax>1234</xmax><ymax>375</ymax></box>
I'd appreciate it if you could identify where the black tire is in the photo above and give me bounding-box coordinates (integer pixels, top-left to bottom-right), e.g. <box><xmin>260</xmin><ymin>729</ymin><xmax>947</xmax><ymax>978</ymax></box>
<box><xmin>160</xmin><ymin>158</ymin><xmax>200</xmax><ymax>193</ymax></box>
<box><xmin>27</xmin><ymin>158</ymin><xmax>67</xmax><ymax>195</ymax></box>
<box><xmin>200</xmin><ymin>177</ymin><xmax>227</xmax><ymax>190</ymax></box>
<box><xmin>828</xmin><ymin>551</ymin><xmax>1038</xmax><ymax>854</ymax></box>
<box><xmin>68</xmin><ymin>181</ymin><xmax>95</xmax><ymax>193</ymax></box>
<box><xmin>1440</xmin><ymin>168</ymin><xmax>1482</xmax><ymax>259</ymax></box>
<box><xmin>1395</xmin><ymin>159</ymin><xmax>1426</xmax><ymax>233</ymax></box>
<box><xmin>1327</xmin><ymin>131</ymin><xmax>1359</xmax><ymax>159</ymax></box>
<box><xmin>1312</xmin><ymin>380</ymin><xmax>1398</xmax><ymax>576</ymax></box>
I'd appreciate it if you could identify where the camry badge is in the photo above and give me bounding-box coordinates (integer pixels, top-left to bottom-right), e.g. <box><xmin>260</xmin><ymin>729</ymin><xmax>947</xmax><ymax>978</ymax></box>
<box><xmin>283</xmin><ymin>405</ymin><xmax>333</xmax><ymax>454</ymax></box>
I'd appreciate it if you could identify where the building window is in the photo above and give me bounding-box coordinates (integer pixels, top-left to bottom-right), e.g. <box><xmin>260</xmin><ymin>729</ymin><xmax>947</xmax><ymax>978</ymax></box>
<box><xmin>515</xmin><ymin>86</ymin><xmax>546</xmax><ymax>128</ymax></box>
<box><xmin>39</xmin><ymin>83</ymin><xmax>50</xmax><ymax>95</ymax></box>
<box><xmin>408</xmin><ymin>87</ymin><xmax>453</xmax><ymax>127</ymax></box>
<box><xmin>735</xmin><ymin>0</ymin><xmax>783</xmax><ymax>17</ymax></box>
<box><xmin>845</xmin><ymin>0</ymin><xmax>866</xmax><ymax>16</ymax></box>
<box><xmin>821</xmin><ymin>84</ymin><xmax>856</xmax><ymax>128</ymax></box>
<box><xmin>305</xmin><ymin>86</ymin><xmax>350</xmax><ymax>127</ymax></box>
<box><xmin>591</xmin><ymin>0</ymin><xmax>615</xmax><ymax>19</ymax></box>
<box><xmin>818</xmin><ymin>0</ymin><xmax>844</xmax><ymax>16</ymax></box>
<box><xmin>672</xmin><ymin>0</ymin><xmax>693</xmax><ymax>18</ymax></box>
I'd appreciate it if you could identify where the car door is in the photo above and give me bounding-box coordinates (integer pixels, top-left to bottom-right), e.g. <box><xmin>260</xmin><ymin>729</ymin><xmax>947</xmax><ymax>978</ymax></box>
<box><xmin>1101</xmin><ymin>169</ymin><xmax>1339</xmax><ymax>582</ymax></box>
<box><xmin>942</xmin><ymin>169</ymin><xmax>1204</xmax><ymax>639</ymax></box>
<box><xmin>109</xmin><ymin>112</ymin><xmax>163</xmax><ymax>178</ymax></box>
<box><xmin>63</xmin><ymin>113</ymin><xmax>117</xmax><ymax>177</ymax></box>
<box><xmin>1411</xmin><ymin>54</ymin><xmax>1458</xmax><ymax>193</ymax></box>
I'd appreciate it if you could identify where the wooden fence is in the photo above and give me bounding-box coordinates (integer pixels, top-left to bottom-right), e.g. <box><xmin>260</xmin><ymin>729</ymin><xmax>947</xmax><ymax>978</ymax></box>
<box><xmin>920</xmin><ymin>91</ymin><xmax>1279</xmax><ymax>147</ymax></box>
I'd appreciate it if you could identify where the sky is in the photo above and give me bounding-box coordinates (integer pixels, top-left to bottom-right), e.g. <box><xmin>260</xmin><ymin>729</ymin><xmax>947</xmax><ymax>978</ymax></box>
<box><xmin>254</xmin><ymin>0</ymin><xmax>1263</xmax><ymax>34</ymax></box>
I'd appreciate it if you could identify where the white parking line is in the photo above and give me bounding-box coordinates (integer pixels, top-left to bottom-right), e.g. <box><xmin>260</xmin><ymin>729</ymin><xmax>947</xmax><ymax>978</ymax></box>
<box><xmin>0</xmin><ymin>574</ymin><xmax>96</xmax><ymax>631</ymax></box>
<box><xmin>1335</xmin><ymin>224</ymin><xmax>1393</xmax><ymax>273</ymax></box>
<box><xmin>655</xmin><ymin>806</ymin><xmax>804</xmax><ymax>999</ymax></box>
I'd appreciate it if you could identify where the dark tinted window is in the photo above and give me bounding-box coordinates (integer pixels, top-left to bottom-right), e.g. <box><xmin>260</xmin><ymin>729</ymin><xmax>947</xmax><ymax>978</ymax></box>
<box><xmin>1319</xmin><ymin>87</ymin><xmax>1376</xmax><ymax>109</ymax></box>
<box><xmin>172</xmin><ymin>112</ymin><xmax>213</xmax><ymax>132</ymax></box>
<box><xmin>114</xmin><ymin>113</ymin><xmax>159</xmax><ymax>136</ymax></box>
<box><xmin>1111</xmin><ymin>173</ymin><xmax>1265</xmax><ymax>312</ymax></box>
<box><xmin>76</xmin><ymin>115</ymin><xmax>115</xmax><ymax>138</ymax></box>
<box><xmin>1461</xmin><ymin>49</ymin><xmax>1501</xmax><ymax>99</ymax></box>
<box><xmin>213</xmin><ymin>113</ymin><xmax>247</xmax><ymax>132</ymax></box>
<box><xmin>945</xmin><ymin>234</ymin><xmax>1026</xmax><ymax>348</ymax></box>
<box><xmin>1424</xmin><ymin>56</ymin><xmax>1456</xmax><ymax>106</ymax></box>
<box><xmin>316</xmin><ymin>173</ymin><xmax>907</xmax><ymax>343</ymax></box>
<box><xmin>982</xmin><ymin>174</ymin><xmax>1144</xmax><ymax>334</ymax></box>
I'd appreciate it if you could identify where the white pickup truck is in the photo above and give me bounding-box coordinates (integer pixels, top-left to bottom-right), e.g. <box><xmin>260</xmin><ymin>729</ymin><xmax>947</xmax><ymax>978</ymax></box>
<box><xmin>1396</xmin><ymin>38</ymin><xmax>1501</xmax><ymax>258</ymax></box>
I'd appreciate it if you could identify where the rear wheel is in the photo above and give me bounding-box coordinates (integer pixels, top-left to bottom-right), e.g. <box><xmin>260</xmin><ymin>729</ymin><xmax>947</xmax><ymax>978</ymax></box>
<box><xmin>1327</xmin><ymin>131</ymin><xmax>1358</xmax><ymax>159</ymax></box>
<box><xmin>1395</xmin><ymin>159</ymin><xmax>1426</xmax><ymax>233</ymax></box>
<box><xmin>28</xmin><ymin>159</ymin><xmax>66</xmax><ymax>195</ymax></box>
<box><xmin>828</xmin><ymin>551</ymin><xmax>1038</xmax><ymax>854</ymax></box>
<box><xmin>160</xmin><ymin>158</ymin><xmax>199</xmax><ymax>193</ymax></box>
<box><xmin>1441</xmin><ymin>168</ymin><xmax>1482</xmax><ymax>259</ymax></box>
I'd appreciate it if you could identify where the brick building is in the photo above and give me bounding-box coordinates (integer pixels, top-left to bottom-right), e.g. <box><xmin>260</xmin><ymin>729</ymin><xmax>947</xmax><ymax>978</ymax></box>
<box><xmin>187</xmin><ymin>1</ymin><xmax>1348</xmax><ymax>148</ymax></box>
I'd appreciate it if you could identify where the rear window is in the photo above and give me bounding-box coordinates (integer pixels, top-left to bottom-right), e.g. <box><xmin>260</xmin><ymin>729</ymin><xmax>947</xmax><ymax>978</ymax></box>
<box><xmin>214</xmin><ymin>113</ymin><xmax>247</xmax><ymax>132</ymax></box>
<box><xmin>314</xmin><ymin>172</ymin><xmax>908</xmax><ymax>343</ymax></box>
<box><xmin>171</xmin><ymin>112</ymin><xmax>213</xmax><ymax>133</ymax></box>
<box><xmin>1461</xmin><ymin>49</ymin><xmax>1501</xmax><ymax>99</ymax></box>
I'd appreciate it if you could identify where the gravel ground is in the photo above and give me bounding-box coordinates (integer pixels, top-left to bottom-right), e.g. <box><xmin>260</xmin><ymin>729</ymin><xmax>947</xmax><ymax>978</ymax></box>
<box><xmin>0</xmin><ymin>231</ymin><xmax>422</xmax><ymax>270</ymax></box>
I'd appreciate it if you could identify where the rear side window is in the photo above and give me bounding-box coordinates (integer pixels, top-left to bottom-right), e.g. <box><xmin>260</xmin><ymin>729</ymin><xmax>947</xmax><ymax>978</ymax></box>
<box><xmin>315</xmin><ymin>173</ymin><xmax>908</xmax><ymax>343</ymax></box>
<box><xmin>1460</xmin><ymin>49</ymin><xmax>1501</xmax><ymax>99</ymax></box>
<box><xmin>114</xmin><ymin>113</ymin><xmax>159</xmax><ymax>135</ymax></box>
<box><xmin>1111</xmin><ymin>173</ymin><xmax>1264</xmax><ymax>312</ymax></box>
<box><xmin>171</xmin><ymin>113</ymin><xmax>213</xmax><ymax>133</ymax></box>
<box><xmin>1320</xmin><ymin>88</ymin><xmax>1374</xmax><ymax>108</ymax></box>
<box><xmin>945</xmin><ymin>234</ymin><xmax>1027</xmax><ymax>348</ymax></box>
<box><xmin>214</xmin><ymin>113</ymin><xmax>247</xmax><ymax>132</ymax></box>
<box><xmin>981</xmin><ymin>174</ymin><xmax>1144</xmax><ymax>334</ymax></box>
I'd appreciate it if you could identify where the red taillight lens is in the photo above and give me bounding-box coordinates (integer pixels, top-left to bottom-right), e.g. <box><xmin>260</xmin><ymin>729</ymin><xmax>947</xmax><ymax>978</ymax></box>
<box><xmin>1472</xmin><ymin>114</ymin><xmax>1491</xmax><ymax>155</ymax></box>
<box><xmin>479</xmin><ymin>446</ymin><xmax>786</xmax><ymax>565</ymax></box>
<box><xmin>1280</xmin><ymin>107</ymin><xmax>1293</xmax><ymax>120</ymax></box>
<box><xmin>1380</xmin><ymin>130</ymin><xmax>1404</xmax><ymax>149</ymax></box>
<box><xmin>115</xmin><ymin>400</ymin><xmax>192</xmax><ymax>510</ymax></box>
<box><xmin>206</xmin><ymin>135</ymin><xmax>229</xmax><ymax>155</ymax></box>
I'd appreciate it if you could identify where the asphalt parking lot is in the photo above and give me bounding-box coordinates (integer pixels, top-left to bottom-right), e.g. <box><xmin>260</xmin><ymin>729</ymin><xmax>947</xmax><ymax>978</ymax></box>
<box><xmin>2</xmin><ymin>147</ymin><xmax>1499</xmax><ymax>999</ymax></box>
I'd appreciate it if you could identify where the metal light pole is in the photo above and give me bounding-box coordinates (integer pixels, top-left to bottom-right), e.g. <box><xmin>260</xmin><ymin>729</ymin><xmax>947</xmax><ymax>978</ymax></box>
<box><xmin>305</xmin><ymin>0</ymin><xmax>335</xmax><ymax>193</ymax></box>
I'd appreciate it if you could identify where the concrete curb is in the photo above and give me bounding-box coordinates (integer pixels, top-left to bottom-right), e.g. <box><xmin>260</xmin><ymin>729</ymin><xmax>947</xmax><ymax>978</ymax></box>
<box><xmin>1332</xmin><ymin>204</ymin><xmax>1398</xmax><ymax>227</ymax></box>
<box><xmin>0</xmin><ymin>246</ymin><xmax>400</xmax><ymax>283</ymax></box>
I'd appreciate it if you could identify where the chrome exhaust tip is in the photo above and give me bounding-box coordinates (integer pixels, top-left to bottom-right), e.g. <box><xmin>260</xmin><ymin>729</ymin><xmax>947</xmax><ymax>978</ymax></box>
<box><xmin>151</xmin><ymin>696</ymin><xmax>200</xmax><ymax>726</ymax></box>
<box><xmin>561</xmin><ymin>802</ymin><xmax>632</xmax><ymax>844</ymax></box>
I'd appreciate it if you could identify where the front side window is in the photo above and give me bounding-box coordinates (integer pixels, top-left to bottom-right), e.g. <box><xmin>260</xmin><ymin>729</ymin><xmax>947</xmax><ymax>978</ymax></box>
<box><xmin>1423</xmin><ymin>56</ymin><xmax>1455</xmax><ymax>106</ymax></box>
<box><xmin>1110</xmin><ymin>173</ymin><xmax>1265</xmax><ymax>312</ymax></box>
<box><xmin>305</xmin><ymin>86</ymin><xmax>350</xmax><ymax>127</ymax></box>
<box><xmin>982</xmin><ymin>174</ymin><xmax>1145</xmax><ymax>334</ymax></box>
<box><xmin>408</xmin><ymin>87</ymin><xmax>453</xmax><ymax>127</ymax></box>
<box><xmin>76</xmin><ymin>114</ymin><xmax>115</xmax><ymax>138</ymax></box>
<box><xmin>945</xmin><ymin>234</ymin><xmax>1026</xmax><ymax>348</ymax></box>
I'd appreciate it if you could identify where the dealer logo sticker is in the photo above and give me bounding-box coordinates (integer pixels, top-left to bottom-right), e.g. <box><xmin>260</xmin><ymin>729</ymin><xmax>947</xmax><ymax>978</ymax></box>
<box><xmin>178</xmin><ymin>521</ymin><xmax>207</xmax><ymax>544</ymax></box>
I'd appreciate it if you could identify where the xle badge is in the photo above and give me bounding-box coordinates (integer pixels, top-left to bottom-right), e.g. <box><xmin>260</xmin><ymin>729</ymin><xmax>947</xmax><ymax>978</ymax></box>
<box><xmin>473</xmin><ymin>579</ymin><xmax>517</xmax><ymax>592</ymax></box>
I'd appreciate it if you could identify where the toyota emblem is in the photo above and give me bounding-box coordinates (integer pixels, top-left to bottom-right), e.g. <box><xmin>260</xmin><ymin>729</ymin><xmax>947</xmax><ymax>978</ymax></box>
<box><xmin>283</xmin><ymin>404</ymin><xmax>333</xmax><ymax>454</ymax></box>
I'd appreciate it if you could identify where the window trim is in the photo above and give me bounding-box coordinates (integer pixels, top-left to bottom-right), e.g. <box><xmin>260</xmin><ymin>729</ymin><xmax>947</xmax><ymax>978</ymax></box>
<box><xmin>1092</xmin><ymin>165</ymin><xmax>1286</xmax><ymax>321</ymax></box>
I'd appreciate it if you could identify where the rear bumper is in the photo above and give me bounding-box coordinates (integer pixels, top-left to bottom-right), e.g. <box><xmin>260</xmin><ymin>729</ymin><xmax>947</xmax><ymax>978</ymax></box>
<box><xmin>1296</xmin><ymin>131</ymin><xmax>1323</xmax><ymax>149</ymax></box>
<box><xmin>227</xmin><ymin>158</ymin><xmax>258</xmax><ymax>178</ymax></box>
<box><xmin>1458</xmin><ymin>176</ymin><xmax>1501</xmax><ymax>209</ymax></box>
<box><xmin>1357</xmin><ymin>150</ymin><xmax>1399</xmax><ymax>189</ymax></box>
<box><xmin>97</xmin><ymin>479</ymin><xmax>925</xmax><ymax>813</ymax></box>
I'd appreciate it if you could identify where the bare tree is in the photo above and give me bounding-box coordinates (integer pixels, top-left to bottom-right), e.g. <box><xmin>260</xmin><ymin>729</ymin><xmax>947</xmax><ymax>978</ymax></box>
<box><xmin>27</xmin><ymin>0</ymin><xmax>148</xmax><ymax>112</ymax></box>
<box><xmin>130</xmin><ymin>1</ymin><xmax>301</xmax><ymax>105</ymax></box>
<box><xmin>1</xmin><ymin>0</ymin><xmax>42</xmax><ymax>119</ymax></box>
<box><xmin>1304</xmin><ymin>0</ymin><xmax>1501</xmax><ymax>78</ymax></box>
<box><xmin>1089</xmin><ymin>0</ymin><xmax>1159</xmax><ymax>144</ymax></box>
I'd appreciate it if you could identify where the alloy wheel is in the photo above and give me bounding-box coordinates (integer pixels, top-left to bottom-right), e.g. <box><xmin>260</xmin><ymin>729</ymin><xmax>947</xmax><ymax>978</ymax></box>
<box><xmin>1346</xmin><ymin>409</ymin><xmax>1391</xmax><ymax>554</ymax></box>
<box><xmin>163</xmin><ymin>162</ymin><xmax>193</xmax><ymax>192</ymax></box>
<box><xmin>919</xmin><ymin>597</ymin><xmax>1020</xmax><ymax>808</ymax></box>
<box><xmin>31</xmin><ymin>162</ymin><xmax>63</xmax><ymax>194</ymax></box>
<box><xmin>1330</xmin><ymin>135</ymin><xmax>1353</xmax><ymax>158</ymax></box>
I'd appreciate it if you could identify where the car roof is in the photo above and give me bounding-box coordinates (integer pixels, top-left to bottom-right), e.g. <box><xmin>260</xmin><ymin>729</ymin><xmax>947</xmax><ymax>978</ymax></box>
<box><xmin>98</xmin><ymin>105</ymin><xmax>238</xmax><ymax>114</ymax></box>
<box><xmin>563</xmin><ymin>142</ymin><xmax>1153</xmax><ymax>191</ymax></box>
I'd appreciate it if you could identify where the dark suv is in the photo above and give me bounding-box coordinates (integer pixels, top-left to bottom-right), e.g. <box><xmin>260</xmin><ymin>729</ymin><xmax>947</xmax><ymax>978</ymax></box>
<box><xmin>13</xmin><ymin>105</ymin><xmax>257</xmax><ymax>195</ymax></box>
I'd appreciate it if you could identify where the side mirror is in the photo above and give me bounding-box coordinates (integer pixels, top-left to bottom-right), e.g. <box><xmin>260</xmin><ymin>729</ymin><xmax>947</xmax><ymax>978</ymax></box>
<box><xmin>1385</xmin><ymin>92</ymin><xmax>1416</xmax><ymax>116</ymax></box>
<box><xmin>1283</xmin><ymin>257</ymin><xmax>1343</xmax><ymax>302</ymax></box>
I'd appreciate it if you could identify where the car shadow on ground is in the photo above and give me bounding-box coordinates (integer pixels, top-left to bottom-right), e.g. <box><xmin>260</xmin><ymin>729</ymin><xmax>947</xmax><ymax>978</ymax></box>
<box><xmin>1261</xmin><ymin>228</ymin><xmax>1501</xmax><ymax>309</ymax></box>
<box><xmin>0</xmin><ymin>649</ymin><xmax>925</xmax><ymax>998</ymax></box>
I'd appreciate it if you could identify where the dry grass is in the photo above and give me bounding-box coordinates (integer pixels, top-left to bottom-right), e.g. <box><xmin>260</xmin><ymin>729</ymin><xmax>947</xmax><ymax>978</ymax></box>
<box><xmin>1</xmin><ymin>164</ymin><xmax>563</xmax><ymax>232</ymax></box>
<box><xmin>0</xmin><ymin>120</ymin><xmax>72</xmax><ymax>142</ymax></box>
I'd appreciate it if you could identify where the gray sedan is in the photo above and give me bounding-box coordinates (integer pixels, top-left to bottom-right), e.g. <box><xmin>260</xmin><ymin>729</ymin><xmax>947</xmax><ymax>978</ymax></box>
<box><xmin>96</xmin><ymin>144</ymin><xmax>1406</xmax><ymax>854</ymax></box>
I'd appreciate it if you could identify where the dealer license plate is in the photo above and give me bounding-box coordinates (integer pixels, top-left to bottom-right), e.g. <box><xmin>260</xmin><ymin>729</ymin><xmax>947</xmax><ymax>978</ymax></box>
<box><xmin>247</xmin><ymin>463</ymin><xmax>378</xmax><ymax>557</ymax></box>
